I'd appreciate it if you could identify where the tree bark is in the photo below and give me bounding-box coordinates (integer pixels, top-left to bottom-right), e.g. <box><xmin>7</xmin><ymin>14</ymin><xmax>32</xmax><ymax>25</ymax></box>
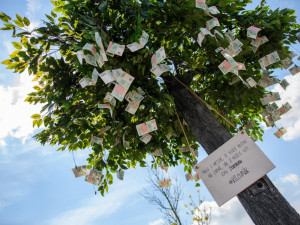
<box><xmin>165</xmin><ymin>76</ymin><xmax>300</xmax><ymax>225</ymax></box>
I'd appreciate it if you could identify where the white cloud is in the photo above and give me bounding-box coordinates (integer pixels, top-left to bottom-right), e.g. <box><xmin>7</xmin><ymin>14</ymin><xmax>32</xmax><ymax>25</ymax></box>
<box><xmin>24</xmin><ymin>0</ymin><xmax>43</xmax><ymax>32</ymax></box>
<box><xmin>0</xmin><ymin>70</ymin><xmax>42</xmax><ymax>146</ymax></box>
<box><xmin>26</xmin><ymin>0</ymin><xmax>42</xmax><ymax>16</ymax></box>
<box><xmin>280</xmin><ymin>173</ymin><xmax>299</xmax><ymax>186</ymax></box>
<box><xmin>272</xmin><ymin>73</ymin><xmax>300</xmax><ymax>141</ymax></box>
<box><xmin>46</xmin><ymin>182</ymin><xmax>146</xmax><ymax>225</ymax></box>
<box><xmin>46</xmin><ymin>205</ymin><xmax>100</xmax><ymax>225</ymax></box>
<box><xmin>197</xmin><ymin>198</ymin><xmax>253</xmax><ymax>225</ymax></box>
<box><xmin>149</xmin><ymin>219</ymin><xmax>164</xmax><ymax>225</ymax></box>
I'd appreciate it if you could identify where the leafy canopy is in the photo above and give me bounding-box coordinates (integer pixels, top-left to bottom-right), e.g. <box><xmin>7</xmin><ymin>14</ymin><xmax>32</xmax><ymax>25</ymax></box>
<box><xmin>1</xmin><ymin>0</ymin><xmax>299</xmax><ymax>195</ymax></box>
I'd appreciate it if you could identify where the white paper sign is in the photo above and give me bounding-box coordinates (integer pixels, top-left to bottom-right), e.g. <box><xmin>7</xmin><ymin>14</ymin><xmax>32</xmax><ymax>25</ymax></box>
<box><xmin>195</xmin><ymin>132</ymin><xmax>275</xmax><ymax>206</ymax></box>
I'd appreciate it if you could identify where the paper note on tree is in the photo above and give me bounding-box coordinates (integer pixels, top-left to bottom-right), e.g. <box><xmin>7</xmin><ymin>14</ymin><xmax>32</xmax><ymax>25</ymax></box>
<box><xmin>116</xmin><ymin>71</ymin><xmax>135</xmax><ymax>89</ymax></box>
<box><xmin>151</xmin><ymin>47</ymin><xmax>166</xmax><ymax>66</ymax></box>
<box><xmin>125</xmin><ymin>101</ymin><xmax>139</xmax><ymax>114</ymax></box>
<box><xmin>136</xmin><ymin>119</ymin><xmax>158</xmax><ymax>136</ymax></box>
<box><xmin>185</xmin><ymin>173</ymin><xmax>193</xmax><ymax>181</ymax></box>
<box><xmin>140</xmin><ymin>133</ymin><xmax>152</xmax><ymax>144</ymax></box>
<box><xmin>91</xmin><ymin>68</ymin><xmax>99</xmax><ymax>84</ymax></box>
<box><xmin>79</xmin><ymin>77</ymin><xmax>92</xmax><ymax>88</ymax></box>
<box><xmin>194</xmin><ymin>132</ymin><xmax>275</xmax><ymax>206</ymax></box>
<box><xmin>289</xmin><ymin>66</ymin><xmax>300</xmax><ymax>75</ymax></box>
<box><xmin>218</xmin><ymin>60</ymin><xmax>233</xmax><ymax>75</ymax></box>
<box><xmin>274</xmin><ymin>127</ymin><xmax>287</xmax><ymax>138</ymax></box>
<box><xmin>117</xmin><ymin>170</ymin><xmax>124</xmax><ymax>180</ymax></box>
<box><xmin>95</xmin><ymin>32</ymin><xmax>108</xmax><ymax>61</ymax></box>
<box><xmin>99</xmin><ymin>70</ymin><xmax>115</xmax><ymax>84</ymax></box>
<box><xmin>281</xmin><ymin>57</ymin><xmax>293</xmax><ymax>69</ymax></box>
<box><xmin>72</xmin><ymin>165</ymin><xmax>88</xmax><ymax>178</ymax></box>
<box><xmin>127</xmin><ymin>31</ymin><xmax>149</xmax><ymax>51</ymax></box>
<box><xmin>150</xmin><ymin>64</ymin><xmax>171</xmax><ymax>77</ymax></box>
<box><xmin>195</xmin><ymin>0</ymin><xmax>206</xmax><ymax>10</ymax></box>
<box><xmin>246</xmin><ymin>77</ymin><xmax>257</xmax><ymax>87</ymax></box>
<box><xmin>158</xmin><ymin>179</ymin><xmax>171</xmax><ymax>188</ymax></box>
<box><xmin>112</xmin><ymin>68</ymin><xmax>123</xmax><ymax>80</ymax></box>
<box><xmin>104</xmin><ymin>92</ymin><xmax>116</xmax><ymax>106</ymax></box>
<box><xmin>259</xmin><ymin>51</ymin><xmax>280</xmax><ymax>69</ymax></box>
<box><xmin>111</xmin><ymin>84</ymin><xmax>128</xmax><ymax>102</ymax></box>
<box><xmin>83</xmin><ymin>43</ymin><xmax>96</xmax><ymax>55</ymax></box>
<box><xmin>209</xmin><ymin>6</ymin><xmax>220</xmax><ymax>14</ymax></box>
<box><xmin>127</xmin><ymin>42</ymin><xmax>144</xmax><ymax>52</ymax></box>
<box><xmin>91</xmin><ymin>136</ymin><xmax>103</xmax><ymax>145</ymax></box>
<box><xmin>98</xmin><ymin>104</ymin><xmax>111</xmax><ymax>109</ymax></box>
<box><xmin>84</xmin><ymin>54</ymin><xmax>97</xmax><ymax>66</ymax></box>
<box><xmin>206</xmin><ymin>17</ymin><xmax>220</xmax><ymax>31</ymax></box>
<box><xmin>106</xmin><ymin>42</ymin><xmax>125</xmax><ymax>56</ymax></box>
<box><xmin>77</xmin><ymin>51</ymin><xmax>84</xmax><ymax>64</ymax></box>
<box><xmin>247</xmin><ymin>26</ymin><xmax>261</xmax><ymax>39</ymax></box>
<box><xmin>85</xmin><ymin>169</ymin><xmax>102</xmax><ymax>186</ymax></box>
<box><xmin>138</xmin><ymin>31</ymin><xmax>149</xmax><ymax>46</ymax></box>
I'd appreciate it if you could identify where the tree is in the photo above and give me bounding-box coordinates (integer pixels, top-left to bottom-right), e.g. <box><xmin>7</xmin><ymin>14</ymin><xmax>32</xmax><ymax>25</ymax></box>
<box><xmin>142</xmin><ymin>168</ymin><xmax>184</xmax><ymax>225</ymax></box>
<box><xmin>142</xmin><ymin>168</ymin><xmax>211</xmax><ymax>225</ymax></box>
<box><xmin>1</xmin><ymin>0</ymin><xmax>300</xmax><ymax>224</ymax></box>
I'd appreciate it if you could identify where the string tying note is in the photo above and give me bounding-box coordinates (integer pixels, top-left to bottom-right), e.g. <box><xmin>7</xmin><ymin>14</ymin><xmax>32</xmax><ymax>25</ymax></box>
<box><xmin>173</xmin><ymin>77</ymin><xmax>238</xmax><ymax>130</ymax></box>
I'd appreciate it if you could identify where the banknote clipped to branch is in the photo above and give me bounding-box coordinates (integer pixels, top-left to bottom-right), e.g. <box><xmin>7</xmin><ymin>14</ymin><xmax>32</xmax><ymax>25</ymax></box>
<box><xmin>1</xmin><ymin>0</ymin><xmax>299</xmax><ymax>195</ymax></box>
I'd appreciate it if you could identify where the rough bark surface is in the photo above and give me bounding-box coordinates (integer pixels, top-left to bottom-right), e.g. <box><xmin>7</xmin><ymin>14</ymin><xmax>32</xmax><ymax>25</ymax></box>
<box><xmin>165</xmin><ymin>76</ymin><xmax>300</xmax><ymax>225</ymax></box>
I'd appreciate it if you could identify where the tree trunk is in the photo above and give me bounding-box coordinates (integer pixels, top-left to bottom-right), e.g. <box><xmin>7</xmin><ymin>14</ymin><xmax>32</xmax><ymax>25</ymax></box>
<box><xmin>165</xmin><ymin>76</ymin><xmax>300</xmax><ymax>225</ymax></box>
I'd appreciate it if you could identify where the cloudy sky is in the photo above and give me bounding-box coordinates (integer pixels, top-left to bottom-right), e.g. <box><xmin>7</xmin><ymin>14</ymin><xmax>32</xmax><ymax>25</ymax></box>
<box><xmin>0</xmin><ymin>0</ymin><xmax>300</xmax><ymax>225</ymax></box>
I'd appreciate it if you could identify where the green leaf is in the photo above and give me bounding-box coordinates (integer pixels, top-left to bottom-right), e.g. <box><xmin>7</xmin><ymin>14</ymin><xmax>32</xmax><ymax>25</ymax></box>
<box><xmin>23</xmin><ymin>17</ymin><xmax>30</xmax><ymax>26</ymax></box>
<box><xmin>57</xmin><ymin>146</ymin><xmax>66</xmax><ymax>151</ymax></box>
<box><xmin>9</xmin><ymin>50</ymin><xmax>19</xmax><ymax>58</ymax></box>
<box><xmin>51</xmin><ymin>1</ymin><xmax>60</xmax><ymax>6</ymax></box>
<box><xmin>87</xmin><ymin>165</ymin><xmax>92</xmax><ymax>170</ymax></box>
<box><xmin>6</xmin><ymin>63</ymin><xmax>17</xmax><ymax>69</ymax></box>
<box><xmin>31</xmin><ymin>114</ymin><xmax>41</xmax><ymax>119</ymax></box>
<box><xmin>21</xmin><ymin>36</ymin><xmax>28</xmax><ymax>43</ymax></box>
<box><xmin>12</xmin><ymin>42</ymin><xmax>22</xmax><ymax>50</ymax></box>
<box><xmin>24</xmin><ymin>96</ymin><xmax>31</xmax><ymax>102</ymax></box>
<box><xmin>33</xmin><ymin>85</ymin><xmax>40</xmax><ymax>90</ymax></box>
<box><xmin>107</xmin><ymin>173</ymin><xmax>113</xmax><ymax>181</ymax></box>
<box><xmin>30</xmin><ymin>37</ymin><xmax>37</xmax><ymax>44</ymax></box>
<box><xmin>13</xmin><ymin>20</ymin><xmax>24</xmax><ymax>27</ymax></box>
<box><xmin>51</xmin><ymin>11</ymin><xmax>57</xmax><ymax>18</ymax></box>
<box><xmin>2</xmin><ymin>23</ymin><xmax>15</xmax><ymax>30</ymax></box>
<box><xmin>37</xmin><ymin>119</ymin><xmax>43</xmax><ymax>128</ymax></box>
<box><xmin>46</xmin><ymin>14</ymin><xmax>55</xmax><ymax>23</ymax></box>
<box><xmin>53</xmin><ymin>7</ymin><xmax>63</xmax><ymax>13</ymax></box>
<box><xmin>120</xmin><ymin>165</ymin><xmax>128</xmax><ymax>170</ymax></box>
<box><xmin>1</xmin><ymin>59</ymin><xmax>12</xmax><ymax>65</ymax></box>
<box><xmin>0</xmin><ymin>12</ymin><xmax>11</xmax><ymax>22</ymax></box>
<box><xmin>16</xmin><ymin>14</ymin><xmax>23</xmax><ymax>22</ymax></box>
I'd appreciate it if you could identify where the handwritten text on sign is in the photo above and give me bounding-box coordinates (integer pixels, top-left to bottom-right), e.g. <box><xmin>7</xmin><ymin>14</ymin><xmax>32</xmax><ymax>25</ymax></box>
<box><xmin>195</xmin><ymin>132</ymin><xmax>275</xmax><ymax>206</ymax></box>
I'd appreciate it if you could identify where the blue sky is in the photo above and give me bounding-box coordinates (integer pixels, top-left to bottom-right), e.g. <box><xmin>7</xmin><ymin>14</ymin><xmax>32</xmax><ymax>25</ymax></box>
<box><xmin>0</xmin><ymin>0</ymin><xmax>300</xmax><ymax>225</ymax></box>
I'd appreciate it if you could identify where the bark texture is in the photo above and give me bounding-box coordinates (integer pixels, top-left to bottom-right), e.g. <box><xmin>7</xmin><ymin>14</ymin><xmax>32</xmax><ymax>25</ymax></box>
<box><xmin>165</xmin><ymin>76</ymin><xmax>300</xmax><ymax>225</ymax></box>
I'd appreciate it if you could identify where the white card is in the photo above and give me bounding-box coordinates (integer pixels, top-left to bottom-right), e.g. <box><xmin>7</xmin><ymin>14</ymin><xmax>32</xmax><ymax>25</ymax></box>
<box><xmin>195</xmin><ymin>132</ymin><xmax>275</xmax><ymax>206</ymax></box>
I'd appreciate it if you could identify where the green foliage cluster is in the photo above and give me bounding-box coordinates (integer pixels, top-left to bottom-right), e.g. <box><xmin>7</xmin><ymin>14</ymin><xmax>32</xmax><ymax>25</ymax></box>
<box><xmin>0</xmin><ymin>0</ymin><xmax>299</xmax><ymax>195</ymax></box>
<box><xmin>185</xmin><ymin>191</ymin><xmax>211</xmax><ymax>225</ymax></box>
